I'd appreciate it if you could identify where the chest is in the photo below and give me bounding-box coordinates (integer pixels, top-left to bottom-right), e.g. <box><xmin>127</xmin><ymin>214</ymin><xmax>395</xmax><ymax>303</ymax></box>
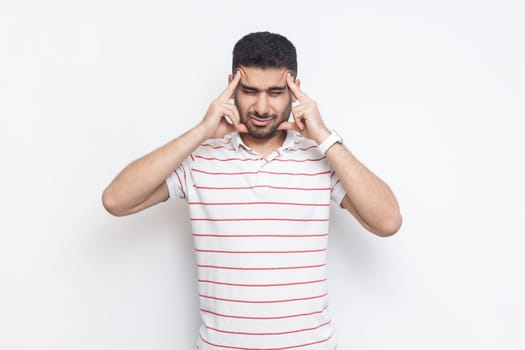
<box><xmin>188</xmin><ymin>153</ymin><xmax>332</xmax><ymax>204</ymax></box>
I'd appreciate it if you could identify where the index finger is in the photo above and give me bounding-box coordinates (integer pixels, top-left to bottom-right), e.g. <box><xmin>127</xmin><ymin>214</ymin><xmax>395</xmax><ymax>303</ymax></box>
<box><xmin>286</xmin><ymin>72</ymin><xmax>308</xmax><ymax>103</ymax></box>
<box><xmin>219</xmin><ymin>70</ymin><xmax>241</xmax><ymax>101</ymax></box>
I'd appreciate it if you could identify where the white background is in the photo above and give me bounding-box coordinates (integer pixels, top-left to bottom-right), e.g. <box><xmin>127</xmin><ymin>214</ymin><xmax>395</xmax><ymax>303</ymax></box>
<box><xmin>1</xmin><ymin>1</ymin><xmax>524</xmax><ymax>349</ymax></box>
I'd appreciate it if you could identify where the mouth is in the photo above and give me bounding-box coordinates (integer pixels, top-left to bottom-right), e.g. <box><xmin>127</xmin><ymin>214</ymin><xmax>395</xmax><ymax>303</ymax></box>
<box><xmin>248</xmin><ymin>113</ymin><xmax>275</xmax><ymax>127</ymax></box>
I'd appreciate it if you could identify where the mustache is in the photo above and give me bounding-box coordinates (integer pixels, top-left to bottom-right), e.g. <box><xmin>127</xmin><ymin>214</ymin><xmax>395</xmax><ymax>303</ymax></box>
<box><xmin>247</xmin><ymin>112</ymin><xmax>277</xmax><ymax>119</ymax></box>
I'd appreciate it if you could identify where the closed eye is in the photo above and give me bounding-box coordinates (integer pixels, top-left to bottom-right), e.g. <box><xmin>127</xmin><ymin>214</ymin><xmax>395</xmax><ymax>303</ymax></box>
<box><xmin>242</xmin><ymin>88</ymin><xmax>257</xmax><ymax>95</ymax></box>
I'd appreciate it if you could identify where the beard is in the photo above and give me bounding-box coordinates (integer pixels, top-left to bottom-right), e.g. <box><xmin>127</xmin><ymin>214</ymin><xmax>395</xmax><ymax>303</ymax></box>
<box><xmin>235</xmin><ymin>98</ymin><xmax>292</xmax><ymax>139</ymax></box>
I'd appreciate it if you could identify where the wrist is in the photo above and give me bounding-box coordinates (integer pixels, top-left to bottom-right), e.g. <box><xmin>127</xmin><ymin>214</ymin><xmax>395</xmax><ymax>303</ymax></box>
<box><xmin>192</xmin><ymin>123</ymin><xmax>212</xmax><ymax>142</ymax></box>
<box><xmin>314</xmin><ymin>128</ymin><xmax>331</xmax><ymax>145</ymax></box>
<box><xmin>318</xmin><ymin>129</ymin><xmax>343</xmax><ymax>154</ymax></box>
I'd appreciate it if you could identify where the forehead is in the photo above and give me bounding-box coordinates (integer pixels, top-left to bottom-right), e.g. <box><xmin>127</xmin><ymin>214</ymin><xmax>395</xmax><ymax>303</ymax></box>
<box><xmin>238</xmin><ymin>66</ymin><xmax>288</xmax><ymax>88</ymax></box>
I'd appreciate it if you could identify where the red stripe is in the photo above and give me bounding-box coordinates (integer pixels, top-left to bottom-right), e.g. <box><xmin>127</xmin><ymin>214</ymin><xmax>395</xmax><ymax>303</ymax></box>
<box><xmin>199</xmin><ymin>333</ymin><xmax>332</xmax><ymax>349</ymax></box>
<box><xmin>259</xmin><ymin>170</ymin><xmax>329</xmax><ymax>176</ymax></box>
<box><xmin>192</xmin><ymin>168</ymin><xmax>331</xmax><ymax>176</ymax></box>
<box><xmin>192</xmin><ymin>233</ymin><xmax>328</xmax><ymax>237</ymax></box>
<box><xmin>194</xmin><ymin>155</ymin><xmax>326</xmax><ymax>163</ymax></box>
<box><xmin>193</xmin><ymin>169</ymin><xmax>256</xmax><ymax>175</ymax></box>
<box><xmin>273</xmin><ymin>156</ymin><xmax>326</xmax><ymax>162</ymax></box>
<box><xmin>174</xmin><ymin>171</ymin><xmax>185</xmax><ymax>198</ymax></box>
<box><xmin>182</xmin><ymin>163</ymin><xmax>188</xmax><ymax>190</ymax></box>
<box><xmin>199</xmin><ymin>292</ymin><xmax>328</xmax><ymax>304</ymax></box>
<box><xmin>200</xmin><ymin>143</ymin><xmax>236</xmax><ymax>150</ymax></box>
<box><xmin>196</xmin><ymin>263</ymin><xmax>326</xmax><ymax>270</ymax></box>
<box><xmin>200</xmin><ymin>305</ymin><xmax>329</xmax><ymax>320</ymax></box>
<box><xmin>191</xmin><ymin>217</ymin><xmax>329</xmax><ymax>222</ymax></box>
<box><xmin>194</xmin><ymin>184</ymin><xmax>330</xmax><ymax>191</ymax></box>
<box><xmin>189</xmin><ymin>201</ymin><xmax>329</xmax><ymax>207</ymax></box>
<box><xmin>198</xmin><ymin>278</ymin><xmax>326</xmax><ymax>287</ymax></box>
<box><xmin>331</xmin><ymin>179</ymin><xmax>341</xmax><ymax>192</ymax></box>
<box><xmin>287</xmin><ymin>145</ymin><xmax>318</xmax><ymax>151</ymax></box>
<box><xmin>195</xmin><ymin>248</ymin><xmax>327</xmax><ymax>254</ymax></box>
<box><xmin>206</xmin><ymin>319</ymin><xmax>331</xmax><ymax>336</ymax></box>
<box><xmin>195</xmin><ymin>155</ymin><xmax>263</xmax><ymax>162</ymax></box>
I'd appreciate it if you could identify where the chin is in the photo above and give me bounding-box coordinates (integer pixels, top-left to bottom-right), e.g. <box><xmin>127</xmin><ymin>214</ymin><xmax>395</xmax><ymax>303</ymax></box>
<box><xmin>247</xmin><ymin>131</ymin><xmax>274</xmax><ymax>139</ymax></box>
<box><xmin>247</xmin><ymin>126</ymin><xmax>282</xmax><ymax>139</ymax></box>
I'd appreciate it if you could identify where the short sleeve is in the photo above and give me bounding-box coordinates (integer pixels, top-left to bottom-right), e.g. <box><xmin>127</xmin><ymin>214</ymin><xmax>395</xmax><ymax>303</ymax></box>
<box><xmin>165</xmin><ymin>156</ymin><xmax>193</xmax><ymax>200</ymax></box>
<box><xmin>330</xmin><ymin>171</ymin><xmax>346</xmax><ymax>206</ymax></box>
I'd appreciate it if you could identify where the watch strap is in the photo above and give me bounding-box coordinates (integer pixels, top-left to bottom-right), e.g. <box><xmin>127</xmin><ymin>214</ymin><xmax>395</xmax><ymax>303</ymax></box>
<box><xmin>318</xmin><ymin>130</ymin><xmax>343</xmax><ymax>154</ymax></box>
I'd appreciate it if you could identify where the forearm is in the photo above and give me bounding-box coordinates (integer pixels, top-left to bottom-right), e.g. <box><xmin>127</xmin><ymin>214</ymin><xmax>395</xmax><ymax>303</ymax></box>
<box><xmin>102</xmin><ymin>126</ymin><xmax>207</xmax><ymax>215</ymax></box>
<box><xmin>282</xmin><ymin>74</ymin><xmax>401</xmax><ymax>235</ymax></box>
<box><xmin>325</xmin><ymin>143</ymin><xmax>402</xmax><ymax>235</ymax></box>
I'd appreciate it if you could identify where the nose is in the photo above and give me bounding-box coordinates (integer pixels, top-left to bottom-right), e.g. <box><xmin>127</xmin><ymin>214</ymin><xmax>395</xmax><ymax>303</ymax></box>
<box><xmin>254</xmin><ymin>93</ymin><xmax>270</xmax><ymax>115</ymax></box>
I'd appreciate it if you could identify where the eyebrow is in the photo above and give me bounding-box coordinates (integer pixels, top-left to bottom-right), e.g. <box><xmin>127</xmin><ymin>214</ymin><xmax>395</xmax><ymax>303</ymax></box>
<box><xmin>240</xmin><ymin>83</ymin><xmax>287</xmax><ymax>92</ymax></box>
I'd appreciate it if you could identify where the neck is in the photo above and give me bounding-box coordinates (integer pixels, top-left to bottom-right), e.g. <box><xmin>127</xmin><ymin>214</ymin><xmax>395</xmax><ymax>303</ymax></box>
<box><xmin>240</xmin><ymin>130</ymin><xmax>287</xmax><ymax>157</ymax></box>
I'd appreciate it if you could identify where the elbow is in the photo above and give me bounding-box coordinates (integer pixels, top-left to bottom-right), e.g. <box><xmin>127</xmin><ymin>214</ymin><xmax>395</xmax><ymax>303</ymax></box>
<box><xmin>374</xmin><ymin>212</ymin><xmax>403</xmax><ymax>238</ymax></box>
<box><xmin>101</xmin><ymin>187</ymin><xmax>127</xmax><ymax>217</ymax></box>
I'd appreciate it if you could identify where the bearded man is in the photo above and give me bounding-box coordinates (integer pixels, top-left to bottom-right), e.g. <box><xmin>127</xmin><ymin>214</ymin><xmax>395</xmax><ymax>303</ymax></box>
<box><xmin>103</xmin><ymin>31</ymin><xmax>402</xmax><ymax>350</ymax></box>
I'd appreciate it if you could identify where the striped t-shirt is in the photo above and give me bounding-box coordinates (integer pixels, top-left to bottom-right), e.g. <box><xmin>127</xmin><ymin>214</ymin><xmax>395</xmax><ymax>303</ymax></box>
<box><xmin>165</xmin><ymin>130</ymin><xmax>346</xmax><ymax>350</ymax></box>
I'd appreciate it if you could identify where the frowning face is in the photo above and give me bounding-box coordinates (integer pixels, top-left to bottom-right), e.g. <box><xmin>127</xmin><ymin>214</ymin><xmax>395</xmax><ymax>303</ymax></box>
<box><xmin>232</xmin><ymin>66</ymin><xmax>293</xmax><ymax>140</ymax></box>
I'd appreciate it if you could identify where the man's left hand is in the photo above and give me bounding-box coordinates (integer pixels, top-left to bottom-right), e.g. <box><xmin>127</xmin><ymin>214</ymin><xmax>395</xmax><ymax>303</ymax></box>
<box><xmin>278</xmin><ymin>73</ymin><xmax>331</xmax><ymax>144</ymax></box>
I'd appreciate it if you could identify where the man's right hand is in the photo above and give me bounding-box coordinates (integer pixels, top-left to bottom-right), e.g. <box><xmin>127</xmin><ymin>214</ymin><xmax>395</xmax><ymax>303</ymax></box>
<box><xmin>197</xmin><ymin>70</ymin><xmax>248</xmax><ymax>140</ymax></box>
<box><xmin>102</xmin><ymin>71</ymin><xmax>247</xmax><ymax>217</ymax></box>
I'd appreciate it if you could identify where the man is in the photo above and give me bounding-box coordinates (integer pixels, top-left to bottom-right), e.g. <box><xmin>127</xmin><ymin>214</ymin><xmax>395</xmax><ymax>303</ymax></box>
<box><xmin>103</xmin><ymin>32</ymin><xmax>401</xmax><ymax>350</ymax></box>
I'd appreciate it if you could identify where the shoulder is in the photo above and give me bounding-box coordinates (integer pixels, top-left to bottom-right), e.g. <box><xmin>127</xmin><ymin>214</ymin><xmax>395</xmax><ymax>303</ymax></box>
<box><xmin>285</xmin><ymin>132</ymin><xmax>323</xmax><ymax>157</ymax></box>
<box><xmin>194</xmin><ymin>134</ymin><xmax>236</xmax><ymax>155</ymax></box>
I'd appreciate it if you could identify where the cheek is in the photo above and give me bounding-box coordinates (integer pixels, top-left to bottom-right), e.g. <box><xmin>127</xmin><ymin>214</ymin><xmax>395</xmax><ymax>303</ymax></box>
<box><xmin>235</xmin><ymin>95</ymin><xmax>255</xmax><ymax>112</ymax></box>
<box><xmin>273</xmin><ymin>96</ymin><xmax>292</xmax><ymax>114</ymax></box>
<box><xmin>234</xmin><ymin>97</ymin><xmax>247</xmax><ymax>113</ymax></box>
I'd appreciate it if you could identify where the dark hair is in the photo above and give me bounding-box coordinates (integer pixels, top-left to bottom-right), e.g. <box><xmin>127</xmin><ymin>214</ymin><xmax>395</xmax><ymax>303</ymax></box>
<box><xmin>232</xmin><ymin>31</ymin><xmax>297</xmax><ymax>77</ymax></box>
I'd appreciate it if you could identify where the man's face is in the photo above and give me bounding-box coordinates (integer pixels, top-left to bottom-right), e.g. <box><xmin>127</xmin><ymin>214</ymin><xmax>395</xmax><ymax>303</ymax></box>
<box><xmin>232</xmin><ymin>66</ymin><xmax>294</xmax><ymax>139</ymax></box>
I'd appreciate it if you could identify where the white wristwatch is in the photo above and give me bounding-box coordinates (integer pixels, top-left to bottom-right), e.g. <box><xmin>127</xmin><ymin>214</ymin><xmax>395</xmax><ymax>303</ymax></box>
<box><xmin>318</xmin><ymin>130</ymin><xmax>343</xmax><ymax>154</ymax></box>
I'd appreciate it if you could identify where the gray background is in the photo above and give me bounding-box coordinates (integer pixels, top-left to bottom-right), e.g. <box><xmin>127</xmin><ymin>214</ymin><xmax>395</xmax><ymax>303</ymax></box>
<box><xmin>1</xmin><ymin>0</ymin><xmax>524</xmax><ymax>349</ymax></box>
